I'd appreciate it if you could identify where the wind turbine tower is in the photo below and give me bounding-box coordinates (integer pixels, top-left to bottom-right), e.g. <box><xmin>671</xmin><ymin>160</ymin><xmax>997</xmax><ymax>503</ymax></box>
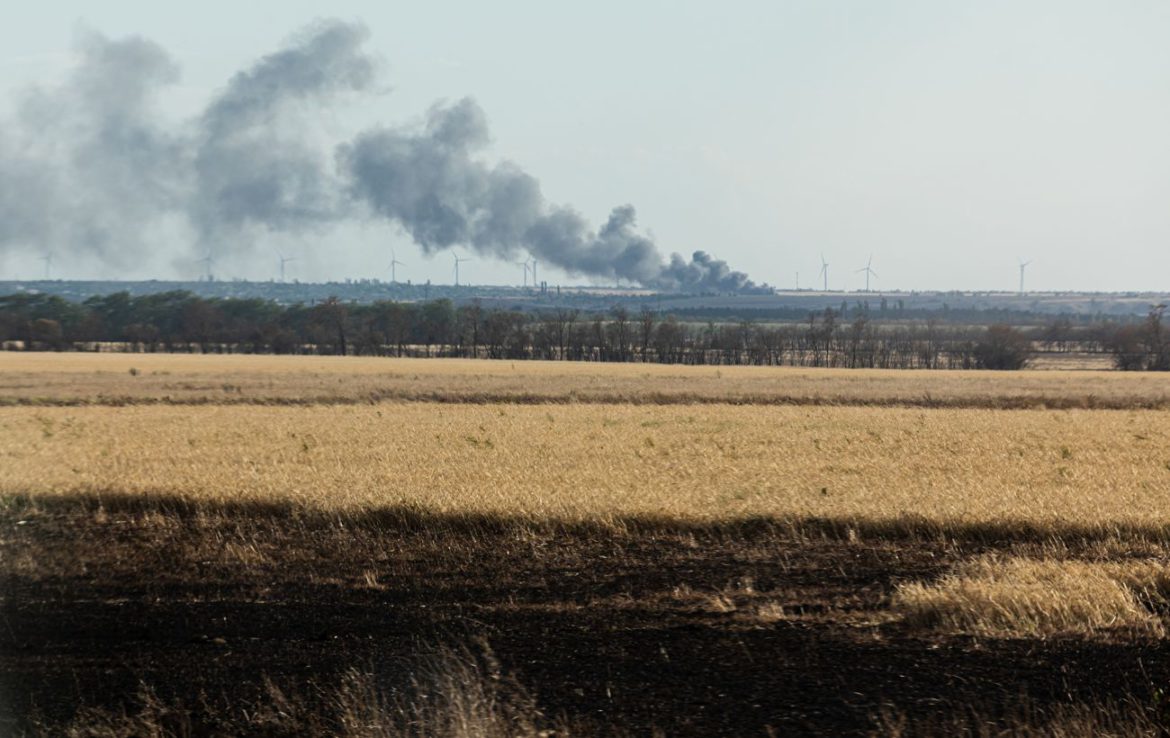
<box><xmin>1018</xmin><ymin>259</ymin><xmax>1031</xmax><ymax>295</ymax></box>
<box><xmin>516</xmin><ymin>259</ymin><xmax>530</xmax><ymax>287</ymax></box>
<box><xmin>856</xmin><ymin>254</ymin><xmax>878</xmax><ymax>292</ymax></box>
<box><xmin>453</xmin><ymin>253</ymin><xmax>472</xmax><ymax>286</ymax></box>
<box><xmin>818</xmin><ymin>254</ymin><xmax>829</xmax><ymax>292</ymax></box>
<box><xmin>389</xmin><ymin>249</ymin><xmax>405</xmax><ymax>283</ymax></box>
<box><xmin>39</xmin><ymin>252</ymin><xmax>53</xmax><ymax>280</ymax></box>
<box><xmin>277</xmin><ymin>251</ymin><xmax>296</xmax><ymax>283</ymax></box>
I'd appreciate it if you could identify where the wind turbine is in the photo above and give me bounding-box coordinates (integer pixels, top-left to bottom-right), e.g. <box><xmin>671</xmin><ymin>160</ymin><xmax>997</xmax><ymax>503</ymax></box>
<box><xmin>389</xmin><ymin>249</ymin><xmax>405</xmax><ymax>283</ymax></box>
<box><xmin>515</xmin><ymin>258</ymin><xmax>530</xmax><ymax>287</ymax></box>
<box><xmin>453</xmin><ymin>253</ymin><xmax>472</xmax><ymax>286</ymax></box>
<box><xmin>818</xmin><ymin>254</ymin><xmax>829</xmax><ymax>292</ymax></box>
<box><xmin>856</xmin><ymin>254</ymin><xmax>878</xmax><ymax>292</ymax></box>
<box><xmin>276</xmin><ymin>251</ymin><xmax>296</xmax><ymax>283</ymax></box>
<box><xmin>196</xmin><ymin>252</ymin><xmax>214</xmax><ymax>281</ymax></box>
<box><xmin>1018</xmin><ymin>259</ymin><xmax>1032</xmax><ymax>295</ymax></box>
<box><xmin>39</xmin><ymin>252</ymin><xmax>53</xmax><ymax>280</ymax></box>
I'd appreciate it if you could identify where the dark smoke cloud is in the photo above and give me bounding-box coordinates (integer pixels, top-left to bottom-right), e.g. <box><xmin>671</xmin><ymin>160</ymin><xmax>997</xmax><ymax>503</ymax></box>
<box><xmin>340</xmin><ymin>98</ymin><xmax>756</xmax><ymax>290</ymax></box>
<box><xmin>0</xmin><ymin>20</ymin><xmax>758</xmax><ymax>292</ymax></box>
<box><xmin>659</xmin><ymin>249</ymin><xmax>754</xmax><ymax>292</ymax></box>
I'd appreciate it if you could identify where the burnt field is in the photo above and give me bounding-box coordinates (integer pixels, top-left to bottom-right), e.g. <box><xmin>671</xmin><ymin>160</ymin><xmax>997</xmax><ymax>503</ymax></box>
<box><xmin>5</xmin><ymin>495</ymin><xmax>1170</xmax><ymax>737</ymax></box>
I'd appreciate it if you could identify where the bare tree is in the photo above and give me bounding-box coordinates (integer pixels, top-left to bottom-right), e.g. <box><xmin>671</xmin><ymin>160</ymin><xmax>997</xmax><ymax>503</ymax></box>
<box><xmin>638</xmin><ymin>308</ymin><xmax>656</xmax><ymax>362</ymax></box>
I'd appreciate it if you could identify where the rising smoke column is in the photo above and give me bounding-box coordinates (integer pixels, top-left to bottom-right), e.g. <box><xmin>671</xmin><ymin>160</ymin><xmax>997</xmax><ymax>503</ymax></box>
<box><xmin>0</xmin><ymin>20</ymin><xmax>375</xmax><ymax>268</ymax></box>
<box><xmin>0</xmin><ymin>30</ymin><xmax>188</xmax><ymax>268</ymax></box>
<box><xmin>341</xmin><ymin>97</ymin><xmax>757</xmax><ymax>290</ymax></box>
<box><xmin>190</xmin><ymin>21</ymin><xmax>376</xmax><ymax>243</ymax></box>
<box><xmin>340</xmin><ymin>98</ymin><xmax>662</xmax><ymax>284</ymax></box>
<box><xmin>0</xmin><ymin>20</ymin><xmax>758</xmax><ymax>292</ymax></box>
<box><xmin>658</xmin><ymin>249</ymin><xmax>755</xmax><ymax>292</ymax></box>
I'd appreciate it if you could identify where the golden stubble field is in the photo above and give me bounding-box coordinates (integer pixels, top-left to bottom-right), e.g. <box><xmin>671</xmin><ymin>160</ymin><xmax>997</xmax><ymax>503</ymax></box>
<box><xmin>5</xmin><ymin>352</ymin><xmax>1170</xmax><ymax>531</ymax></box>
<box><xmin>3</xmin><ymin>352</ymin><xmax>1170</xmax><ymax>407</ymax></box>
<box><xmin>5</xmin><ymin>402</ymin><xmax>1170</xmax><ymax>530</ymax></box>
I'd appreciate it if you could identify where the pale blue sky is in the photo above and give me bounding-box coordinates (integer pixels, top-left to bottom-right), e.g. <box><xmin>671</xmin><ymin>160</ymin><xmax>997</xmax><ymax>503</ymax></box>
<box><xmin>3</xmin><ymin>1</ymin><xmax>1169</xmax><ymax>291</ymax></box>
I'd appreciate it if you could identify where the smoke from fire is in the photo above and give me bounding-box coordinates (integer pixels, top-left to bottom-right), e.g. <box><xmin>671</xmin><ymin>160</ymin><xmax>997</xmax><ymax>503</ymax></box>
<box><xmin>0</xmin><ymin>21</ymin><xmax>758</xmax><ymax>292</ymax></box>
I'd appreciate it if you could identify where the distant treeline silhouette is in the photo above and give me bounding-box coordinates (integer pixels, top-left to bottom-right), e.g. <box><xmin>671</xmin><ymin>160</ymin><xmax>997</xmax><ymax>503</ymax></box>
<box><xmin>1</xmin><ymin>292</ymin><xmax>1166</xmax><ymax>370</ymax></box>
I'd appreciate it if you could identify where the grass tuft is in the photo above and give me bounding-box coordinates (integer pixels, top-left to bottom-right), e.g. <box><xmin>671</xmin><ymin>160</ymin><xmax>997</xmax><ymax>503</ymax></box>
<box><xmin>893</xmin><ymin>555</ymin><xmax>1170</xmax><ymax>638</ymax></box>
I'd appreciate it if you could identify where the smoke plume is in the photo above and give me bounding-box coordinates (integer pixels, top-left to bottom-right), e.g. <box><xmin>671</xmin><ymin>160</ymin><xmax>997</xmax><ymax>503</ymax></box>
<box><xmin>192</xmin><ymin>21</ymin><xmax>375</xmax><ymax>241</ymax></box>
<box><xmin>0</xmin><ymin>30</ymin><xmax>187</xmax><ymax>268</ymax></box>
<box><xmin>0</xmin><ymin>20</ymin><xmax>758</xmax><ymax>292</ymax></box>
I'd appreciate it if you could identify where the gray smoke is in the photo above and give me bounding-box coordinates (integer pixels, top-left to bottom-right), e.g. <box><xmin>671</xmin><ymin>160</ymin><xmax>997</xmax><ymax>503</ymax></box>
<box><xmin>340</xmin><ymin>98</ymin><xmax>756</xmax><ymax>290</ymax></box>
<box><xmin>0</xmin><ymin>20</ymin><xmax>758</xmax><ymax>292</ymax></box>
<box><xmin>659</xmin><ymin>249</ymin><xmax>755</xmax><ymax>292</ymax></box>
<box><xmin>0</xmin><ymin>30</ymin><xmax>187</xmax><ymax>267</ymax></box>
<box><xmin>192</xmin><ymin>21</ymin><xmax>375</xmax><ymax>241</ymax></box>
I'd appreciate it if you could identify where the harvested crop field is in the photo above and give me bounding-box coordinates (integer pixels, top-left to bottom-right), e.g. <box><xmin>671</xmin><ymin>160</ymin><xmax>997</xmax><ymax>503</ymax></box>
<box><xmin>4</xmin><ymin>353</ymin><xmax>1170</xmax><ymax>736</ymax></box>
<box><xmin>3</xmin><ymin>352</ymin><xmax>1170</xmax><ymax>409</ymax></box>
<box><xmin>5</xmin><ymin>404</ymin><xmax>1170</xmax><ymax>531</ymax></box>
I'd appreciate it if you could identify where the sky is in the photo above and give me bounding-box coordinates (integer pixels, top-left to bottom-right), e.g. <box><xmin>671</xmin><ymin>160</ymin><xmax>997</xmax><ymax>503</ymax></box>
<box><xmin>1</xmin><ymin>1</ymin><xmax>1168</xmax><ymax>292</ymax></box>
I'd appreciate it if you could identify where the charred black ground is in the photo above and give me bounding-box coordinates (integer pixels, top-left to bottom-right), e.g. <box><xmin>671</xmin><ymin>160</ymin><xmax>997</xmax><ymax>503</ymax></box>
<box><xmin>3</xmin><ymin>495</ymin><xmax>1169</xmax><ymax>736</ymax></box>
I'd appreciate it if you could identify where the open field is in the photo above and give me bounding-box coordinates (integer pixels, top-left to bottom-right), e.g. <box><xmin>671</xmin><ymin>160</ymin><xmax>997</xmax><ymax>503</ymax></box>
<box><xmin>2</xmin><ymin>352</ymin><xmax>1170</xmax><ymax>408</ymax></box>
<box><xmin>5</xmin><ymin>404</ymin><xmax>1170</xmax><ymax>531</ymax></box>
<box><xmin>4</xmin><ymin>353</ymin><xmax>1170</xmax><ymax>736</ymax></box>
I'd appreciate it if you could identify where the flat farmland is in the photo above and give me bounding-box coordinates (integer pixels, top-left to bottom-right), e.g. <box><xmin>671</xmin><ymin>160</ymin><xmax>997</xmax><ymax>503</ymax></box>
<box><xmin>5</xmin><ymin>404</ymin><xmax>1170</xmax><ymax>531</ymax></box>
<box><xmin>2</xmin><ymin>352</ymin><xmax>1170</xmax><ymax>408</ymax></box>
<box><xmin>4</xmin><ymin>353</ymin><xmax>1170</xmax><ymax>737</ymax></box>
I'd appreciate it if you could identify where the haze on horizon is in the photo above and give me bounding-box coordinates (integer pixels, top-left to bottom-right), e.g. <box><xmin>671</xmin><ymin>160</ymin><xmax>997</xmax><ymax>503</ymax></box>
<box><xmin>1</xmin><ymin>1</ymin><xmax>1168</xmax><ymax>293</ymax></box>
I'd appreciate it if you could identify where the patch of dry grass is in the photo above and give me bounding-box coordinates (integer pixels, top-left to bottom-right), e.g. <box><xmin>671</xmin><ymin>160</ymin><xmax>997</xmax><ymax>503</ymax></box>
<box><xmin>3</xmin><ymin>352</ymin><xmax>1170</xmax><ymax>408</ymax></box>
<box><xmin>893</xmin><ymin>555</ymin><xmax>1170</xmax><ymax>637</ymax></box>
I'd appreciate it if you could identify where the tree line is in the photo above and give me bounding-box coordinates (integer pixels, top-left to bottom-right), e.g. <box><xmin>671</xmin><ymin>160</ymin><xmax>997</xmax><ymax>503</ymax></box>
<box><xmin>1</xmin><ymin>291</ymin><xmax>1166</xmax><ymax>370</ymax></box>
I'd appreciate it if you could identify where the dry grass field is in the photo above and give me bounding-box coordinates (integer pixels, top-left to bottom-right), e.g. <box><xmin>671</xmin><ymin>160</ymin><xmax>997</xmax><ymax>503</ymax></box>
<box><xmin>4</xmin><ymin>352</ymin><xmax>1170</xmax><ymax>736</ymax></box>
<box><xmin>5</xmin><ymin>403</ymin><xmax>1170</xmax><ymax>531</ymax></box>
<box><xmin>3</xmin><ymin>351</ymin><xmax>1170</xmax><ymax>408</ymax></box>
